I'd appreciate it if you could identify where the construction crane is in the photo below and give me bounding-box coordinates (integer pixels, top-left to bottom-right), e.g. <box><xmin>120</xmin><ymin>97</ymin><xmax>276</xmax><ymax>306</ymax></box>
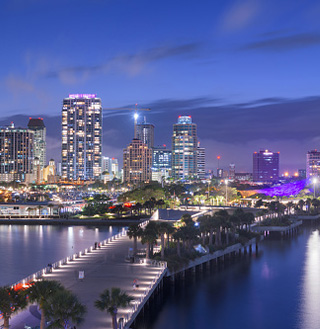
<box><xmin>103</xmin><ymin>104</ymin><xmax>151</xmax><ymax>138</ymax></box>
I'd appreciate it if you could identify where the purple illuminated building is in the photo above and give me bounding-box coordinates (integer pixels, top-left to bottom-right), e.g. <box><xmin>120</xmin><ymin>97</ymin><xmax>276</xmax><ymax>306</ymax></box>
<box><xmin>253</xmin><ymin>149</ymin><xmax>279</xmax><ymax>183</ymax></box>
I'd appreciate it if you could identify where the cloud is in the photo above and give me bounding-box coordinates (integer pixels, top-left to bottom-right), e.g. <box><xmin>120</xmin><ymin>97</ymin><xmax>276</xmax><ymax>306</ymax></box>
<box><xmin>220</xmin><ymin>0</ymin><xmax>260</xmax><ymax>33</ymax></box>
<box><xmin>241</xmin><ymin>33</ymin><xmax>320</xmax><ymax>51</ymax></box>
<box><xmin>5</xmin><ymin>75</ymin><xmax>35</xmax><ymax>94</ymax></box>
<box><xmin>42</xmin><ymin>42</ymin><xmax>203</xmax><ymax>83</ymax></box>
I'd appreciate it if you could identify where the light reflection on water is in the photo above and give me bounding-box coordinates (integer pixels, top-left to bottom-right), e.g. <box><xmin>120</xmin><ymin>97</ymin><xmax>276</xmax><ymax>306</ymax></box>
<box><xmin>136</xmin><ymin>226</ymin><xmax>320</xmax><ymax>329</ymax></box>
<box><xmin>0</xmin><ymin>224</ymin><xmax>123</xmax><ymax>286</ymax></box>
<box><xmin>299</xmin><ymin>229</ymin><xmax>320</xmax><ymax>329</ymax></box>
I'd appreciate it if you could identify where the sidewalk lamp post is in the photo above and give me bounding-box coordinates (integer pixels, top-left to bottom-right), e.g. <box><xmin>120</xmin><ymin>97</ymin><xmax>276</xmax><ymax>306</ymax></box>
<box><xmin>313</xmin><ymin>177</ymin><xmax>318</xmax><ymax>199</ymax></box>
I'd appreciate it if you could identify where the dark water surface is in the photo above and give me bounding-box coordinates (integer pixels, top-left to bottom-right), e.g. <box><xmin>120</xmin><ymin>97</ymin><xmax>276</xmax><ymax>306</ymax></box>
<box><xmin>0</xmin><ymin>224</ymin><xmax>123</xmax><ymax>286</ymax></box>
<box><xmin>135</xmin><ymin>225</ymin><xmax>320</xmax><ymax>329</ymax></box>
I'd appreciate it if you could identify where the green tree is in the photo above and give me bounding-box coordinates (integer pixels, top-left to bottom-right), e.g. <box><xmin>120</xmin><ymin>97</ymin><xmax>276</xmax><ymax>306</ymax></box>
<box><xmin>25</xmin><ymin>280</ymin><xmax>63</xmax><ymax>329</ymax></box>
<box><xmin>95</xmin><ymin>287</ymin><xmax>133</xmax><ymax>329</ymax></box>
<box><xmin>0</xmin><ymin>287</ymin><xmax>27</xmax><ymax>329</ymax></box>
<box><xmin>45</xmin><ymin>289</ymin><xmax>86</xmax><ymax>329</ymax></box>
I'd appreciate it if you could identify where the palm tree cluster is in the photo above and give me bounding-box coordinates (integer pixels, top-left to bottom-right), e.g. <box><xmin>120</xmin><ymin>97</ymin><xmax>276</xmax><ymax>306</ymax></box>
<box><xmin>127</xmin><ymin>209</ymin><xmax>256</xmax><ymax>269</ymax></box>
<box><xmin>0</xmin><ymin>280</ymin><xmax>86</xmax><ymax>329</ymax></box>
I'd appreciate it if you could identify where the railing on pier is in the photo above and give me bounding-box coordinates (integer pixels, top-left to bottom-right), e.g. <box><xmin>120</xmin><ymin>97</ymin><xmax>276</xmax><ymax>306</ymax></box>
<box><xmin>123</xmin><ymin>260</ymin><xmax>167</xmax><ymax>329</ymax></box>
<box><xmin>10</xmin><ymin>219</ymin><xmax>150</xmax><ymax>290</ymax></box>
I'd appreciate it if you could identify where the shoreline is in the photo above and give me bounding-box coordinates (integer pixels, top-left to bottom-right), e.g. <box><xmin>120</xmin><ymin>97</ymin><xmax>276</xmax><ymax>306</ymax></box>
<box><xmin>0</xmin><ymin>218</ymin><xmax>143</xmax><ymax>226</ymax></box>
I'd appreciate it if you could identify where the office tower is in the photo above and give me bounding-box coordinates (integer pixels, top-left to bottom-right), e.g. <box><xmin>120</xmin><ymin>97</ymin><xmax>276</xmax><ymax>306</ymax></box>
<box><xmin>197</xmin><ymin>142</ymin><xmax>205</xmax><ymax>180</ymax></box>
<box><xmin>0</xmin><ymin>123</ymin><xmax>34</xmax><ymax>182</ymax></box>
<box><xmin>298</xmin><ymin>169</ymin><xmax>306</xmax><ymax>179</ymax></box>
<box><xmin>61</xmin><ymin>94</ymin><xmax>102</xmax><ymax>180</ymax></box>
<box><xmin>101</xmin><ymin>156</ymin><xmax>119</xmax><ymax>181</ymax></box>
<box><xmin>152</xmin><ymin>145</ymin><xmax>172</xmax><ymax>182</ymax></box>
<box><xmin>136</xmin><ymin>121</ymin><xmax>154</xmax><ymax>148</ymax></box>
<box><xmin>172</xmin><ymin>116</ymin><xmax>198</xmax><ymax>180</ymax></box>
<box><xmin>27</xmin><ymin>118</ymin><xmax>46</xmax><ymax>168</ymax></box>
<box><xmin>229</xmin><ymin>163</ymin><xmax>235</xmax><ymax>180</ymax></box>
<box><xmin>123</xmin><ymin>139</ymin><xmax>152</xmax><ymax>183</ymax></box>
<box><xmin>306</xmin><ymin>150</ymin><xmax>320</xmax><ymax>179</ymax></box>
<box><xmin>253</xmin><ymin>149</ymin><xmax>279</xmax><ymax>183</ymax></box>
<box><xmin>217</xmin><ymin>168</ymin><xmax>223</xmax><ymax>178</ymax></box>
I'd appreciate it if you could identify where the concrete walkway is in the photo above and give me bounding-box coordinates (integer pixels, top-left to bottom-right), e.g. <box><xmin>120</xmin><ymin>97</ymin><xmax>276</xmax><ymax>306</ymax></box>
<box><xmin>7</xmin><ymin>234</ymin><xmax>163</xmax><ymax>329</ymax></box>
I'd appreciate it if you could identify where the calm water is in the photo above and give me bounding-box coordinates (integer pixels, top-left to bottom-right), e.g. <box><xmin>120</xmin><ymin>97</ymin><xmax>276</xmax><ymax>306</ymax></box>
<box><xmin>136</xmin><ymin>225</ymin><xmax>320</xmax><ymax>329</ymax></box>
<box><xmin>0</xmin><ymin>225</ymin><xmax>124</xmax><ymax>286</ymax></box>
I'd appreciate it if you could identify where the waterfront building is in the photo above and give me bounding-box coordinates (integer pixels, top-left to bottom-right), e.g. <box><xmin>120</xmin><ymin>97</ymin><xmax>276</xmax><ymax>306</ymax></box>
<box><xmin>253</xmin><ymin>149</ymin><xmax>279</xmax><ymax>183</ymax></box>
<box><xmin>172</xmin><ymin>116</ymin><xmax>198</xmax><ymax>180</ymax></box>
<box><xmin>152</xmin><ymin>145</ymin><xmax>172</xmax><ymax>182</ymax></box>
<box><xmin>123</xmin><ymin>139</ymin><xmax>152</xmax><ymax>183</ymax></box>
<box><xmin>217</xmin><ymin>168</ymin><xmax>223</xmax><ymax>178</ymax></box>
<box><xmin>27</xmin><ymin>118</ymin><xmax>46</xmax><ymax>169</ymax></box>
<box><xmin>229</xmin><ymin>163</ymin><xmax>235</xmax><ymax>180</ymax></box>
<box><xmin>136</xmin><ymin>121</ymin><xmax>154</xmax><ymax>148</ymax></box>
<box><xmin>197</xmin><ymin>142</ymin><xmax>206</xmax><ymax>180</ymax></box>
<box><xmin>43</xmin><ymin>159</ymin><xmax>56</xmax><ymax>183</ymax></box>
<box><xmin>298</xmin><ymin>169</ymin><xmax>306</xmax><ymax>179</ymax></box>
<box><xmin>0</xmin><ymin>123</ymin><xmax>34</xmax><ymax>182</ymax></box>
<box><xmin>306</xmin><ymin>150</ymin><xmax>320</xmax><ymax>179</ymax></box>
<box><xmin>61</xmin><ymin>94</ymin><xmax>102</xmax><ymax>181</ymax></box>
<box><xmin>101</xmin><ymin>156</ymin><xmax>119</xmax><ymax>181</ymax></box>
<box><xmin>234</xmin><ymin>172</ymin><xmax>253</xmax><ymax>182</ymax></box>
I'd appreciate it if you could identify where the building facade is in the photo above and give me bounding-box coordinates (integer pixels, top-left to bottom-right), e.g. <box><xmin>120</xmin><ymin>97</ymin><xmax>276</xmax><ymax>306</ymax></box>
<box><xmin>123</xmin><ymin>139</ymin><xmax>152</xmax><ymax>183</ymax></box>
<box><xmin>61</xmin><ymin>94</ymin><xmax>102</xmax><ymax>180</ymax></box>
<box><xmin>306</xmin><ymin>150</ymin><xmax>320</xmax><ymax>179</ymax></box>
<box><xmin>197</xmin><ymin>142</ymin><xmax>206</xmax><ymax>180</ymax></box>
<box><xmin>0</xmin><ymin>123</ymin><xmax>34</xmax><ymax>182</ymax></box>
<box><xmin>136</xmin><ymin>122</ymin><xmax>154</xmax><ymax>148</ymax></box>
<box><xmin>27</xmin><ymin>118</ymin><xmax>46</xmax><ymax>169</ymax></box>
<box><xmin>172</xmin><ymin>116</ymin><xmax>198</xmax><ymax>180</ymax></box>
<box><xmin>152</xmin><ymin>145</ymin><xmax>172</xmax><ymax>182</ymax></box>
<box><xmin>253</xmin><ymin>149</ymin><xmax>279</xmax><ymax>183</ymax></box>
<box><xmin>101</xmin><ymin>156</ymin><xmax>119</xmax><ymax>181</ymax></box>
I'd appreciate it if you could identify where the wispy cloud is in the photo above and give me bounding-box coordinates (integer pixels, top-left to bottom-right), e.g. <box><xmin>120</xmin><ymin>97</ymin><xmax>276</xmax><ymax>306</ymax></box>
<box><xmin>241</xmin><ymin>33</ymin><xmax>320</xmax><ymax>51</ymax></box>
<box><xmin>219</xmin><ymin>0</ymin><xmax>260</xmax><ymax>33</ymax></box>
<box><xmin>42</xmin><ymin>42</ymin><xmax>203</xmax><ymax>84</ymax></box>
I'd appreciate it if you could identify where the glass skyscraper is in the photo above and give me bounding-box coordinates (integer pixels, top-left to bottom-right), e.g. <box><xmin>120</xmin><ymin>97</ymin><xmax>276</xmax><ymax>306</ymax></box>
<box><xmin>172</xmin><ymin>116</ymin><xmax>197</xmax><ymax>180</ymax></box>
<box><xmin>61</xmin><ymin>94</ymin><xmax>102</xmax><ymax>180</ymax></box>
<box><xmin>28</xmin><ymin>118</ymin><xmax>46</xmax><ymax>169</ymax></box>
<box><xmin>253</xmin><ymin>149</ymin><xmax>279</xmax><ymax>183</ymax></box>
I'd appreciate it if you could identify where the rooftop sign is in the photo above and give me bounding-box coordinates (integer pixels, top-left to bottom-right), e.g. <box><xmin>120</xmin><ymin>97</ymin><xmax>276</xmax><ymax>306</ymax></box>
<box><xmin>68</xmin><ymin>94</ymin><xmax>97</xmax><ymax>99</ymax></box>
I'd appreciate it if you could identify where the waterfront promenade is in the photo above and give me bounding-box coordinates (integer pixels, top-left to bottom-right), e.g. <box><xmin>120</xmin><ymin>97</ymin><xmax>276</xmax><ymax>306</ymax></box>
<box><xmin>4</xmin><ymin>231</ymin><xmax>166</xmax><ymax>329</ymax></box>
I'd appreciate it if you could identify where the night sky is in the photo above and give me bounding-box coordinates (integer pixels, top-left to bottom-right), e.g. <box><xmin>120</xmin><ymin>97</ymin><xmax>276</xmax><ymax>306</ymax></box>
<box><xmin>1</xmin><ymin>0</ymin><xmax>320</xmax><ymax>173</ymax></box>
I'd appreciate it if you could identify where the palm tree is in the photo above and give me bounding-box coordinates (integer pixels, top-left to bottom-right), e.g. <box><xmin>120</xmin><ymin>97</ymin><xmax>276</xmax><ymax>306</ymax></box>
<box><xmin>0</xmin><ymin>286</ymin><xmax>27</xmax><ymax>329</ymax></box>
<box><xmin>25</xmin><ymin>280</ymin><xmax>63</xmax><ymax>329</ymax></box>
<box><xmin>157</xmin><ymin>222</ymin><xmax>172</xmax><ymax>259</ymax></box>
<box><xmin>37</xmin><ymin>205</ymin><xmax>43</xmax><ymax>218</ymax></box>
<box><xmin>45</xmin><ymin>289</ymin><xmax>86</xmax><ymax>329</ymax></box>
<box><xmin>95</xmin><ymin>287</ymin><xmax>133</xmax><ymax>329</ymax></box>
<box><xmin>127</xmin><ymin>224</ymin><xmax>142</xmax><ymax>256</ymax></box>
<box><xmin>140</xmin><ymin>222</ymin><xmax>158</xmax><ymax>259</ymax></box>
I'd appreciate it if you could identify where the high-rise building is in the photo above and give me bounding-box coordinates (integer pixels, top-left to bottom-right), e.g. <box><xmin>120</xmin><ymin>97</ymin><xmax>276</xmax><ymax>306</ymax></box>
<box><xmin>172</xmin><ymin>116</ymin><xmax>198</xmax><ymax>180</ymax></box>
<box><xmin>229</xmin><ymin>163</ymin><xmax>235</xmax><ymax>180</ymax></box>
<box><xmin>123</xmin><ymin>139</ymin><xmax>152</xmax><ymax>183</ymax></box>
<box><xmin>253</xmin><ymin>149</ymin><xmax>279</xmax><ymax>183</ymax></box>
<box><xmin>197</xmin><ymin>142</ymin><xmax>205</xmax><ymax>180</ymax></box>
<box><xmin>61</xmin><ymin>94</ymin><xmax>102</xmax><ymax>180</ymax></box>
<box><xmin>101</xmin><ymin>156</ymin><xmax>120</xmax><ymax>181</ymax></box>
<box><xmin>0</xmin><ymin>123</ymin><xmax>34</xmax><ymax>182</ymax></box>
<box><xmin>152</xmin><ymin>145</ymin><xmax>172</xmax><ymax>182</ymax></box>
<box><xmin>306</xmin><ymin>150</ymin><xmax>320</xmax><ymax>179</ymax></box>
<box><xmin>27</xmin><ymin>118</ymin><xmax>46</xmax><ymax>169</ymax></box>
<box><xmin>136</xmin><ymin>121</ymin><xmax>154</xmax><ymax>148</ymax></box>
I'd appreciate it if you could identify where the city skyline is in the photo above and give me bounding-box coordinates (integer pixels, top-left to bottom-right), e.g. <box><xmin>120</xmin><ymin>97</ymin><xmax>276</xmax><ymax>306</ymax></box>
<box><xmin>1</xmin><ymin>0</ymin><xmax>320</xmax><ymax>172</ymax></box>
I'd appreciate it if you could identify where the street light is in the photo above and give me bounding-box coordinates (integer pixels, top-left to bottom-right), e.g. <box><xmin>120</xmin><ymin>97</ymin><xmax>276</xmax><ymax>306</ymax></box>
<box><xmin>225</xmin><ymin>179</ymin><xmax>228</xmax><ymax>206</ymax></box>
<box><xmin>313</xmin><ymin>177</ymin><xmax>318</xmax><ymax>199</ymax></box>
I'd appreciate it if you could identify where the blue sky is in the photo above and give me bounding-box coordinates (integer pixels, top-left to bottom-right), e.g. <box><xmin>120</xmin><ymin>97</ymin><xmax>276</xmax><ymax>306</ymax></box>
<box><xmin>1</xmin><ymin>0</ymin><xmax>320</xmax><ymax>173</ymax></box>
